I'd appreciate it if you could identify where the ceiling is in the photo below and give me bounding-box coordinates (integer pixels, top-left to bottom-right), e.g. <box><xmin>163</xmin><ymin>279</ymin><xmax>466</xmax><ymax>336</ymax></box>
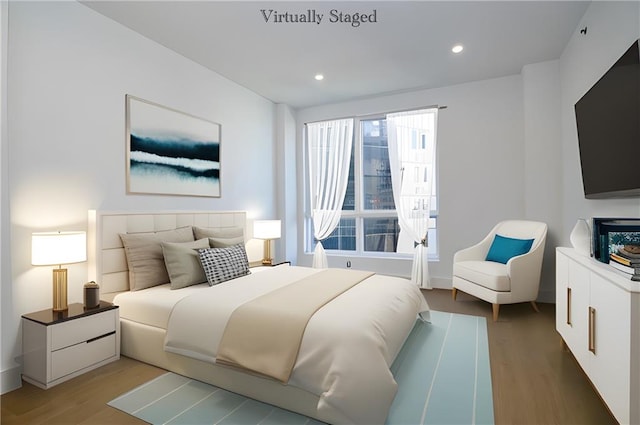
<box><xmin>82</xmin><ymin>1</ymin><xmax>590</xmax><ymax>109</ymax></box>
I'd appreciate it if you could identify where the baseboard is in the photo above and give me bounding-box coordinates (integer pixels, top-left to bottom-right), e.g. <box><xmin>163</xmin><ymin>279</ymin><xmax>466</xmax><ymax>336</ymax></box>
<box><xmin>429</xmin><ymin>276</ymin><xmax>452</xmax><ymax>290</ymax></box>
<box><xmin>1</xmin><ymin>364</ymin><xmax>22</xmax><ymax>394</ymax></box>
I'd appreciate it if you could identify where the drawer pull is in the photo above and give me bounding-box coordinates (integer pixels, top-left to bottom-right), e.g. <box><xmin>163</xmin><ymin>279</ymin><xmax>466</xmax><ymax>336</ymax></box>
<box><xmin>567</xmin><ymin>287</ymin><xmax>572</xmax><ymax>326</ymax></box>
<box><xmin>87</xmin><ymin>331</ymin><xmax>116</xmax><ymax>344</ymax></box>
<box><xmin>588</xmin><ymin>307</ymin><xmax>596</xmax><ymax>354</ymax></box>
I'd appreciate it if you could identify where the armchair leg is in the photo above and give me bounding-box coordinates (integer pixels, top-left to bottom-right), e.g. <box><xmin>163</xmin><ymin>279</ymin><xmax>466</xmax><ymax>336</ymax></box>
<box><xmin>452</xmin><ymin>288</ymin><xmax>458</xmax><ymax>301</ymax></box>
<box><xmin>530</xmin><ymin>301</ymin><xmax>540</xmax><ymax>313</ymax></box>
<box><xmin>492</xmin><ymin>304</ymin><xmax>499</xmax><ymax>322</ymax></box>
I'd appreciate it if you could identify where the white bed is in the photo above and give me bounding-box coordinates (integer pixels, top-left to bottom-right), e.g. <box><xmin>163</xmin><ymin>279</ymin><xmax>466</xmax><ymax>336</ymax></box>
<box><xmin>88</xmin><ymin>210</ymin><xmax>429</xmax><ymax>424</ymax></box>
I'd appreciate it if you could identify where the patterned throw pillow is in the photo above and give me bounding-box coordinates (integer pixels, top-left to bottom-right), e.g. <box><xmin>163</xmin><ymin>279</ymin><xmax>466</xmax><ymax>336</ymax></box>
<box><xmin>198</xmin><ymin>243</ymin><xmax>251</xmax><ymax>286</ymax></box>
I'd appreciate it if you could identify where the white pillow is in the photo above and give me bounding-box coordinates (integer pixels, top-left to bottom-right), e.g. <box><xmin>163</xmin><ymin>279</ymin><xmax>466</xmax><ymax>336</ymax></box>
<box><xmin>193</xmin><ymin>226</ymin><xmax>245</xmax><ymax>248</ymax></box>
<box><xmin>119</xmin><ymin>226</ymin><xmax>195</xmax><ymax>291</ymax></box>
<box><xmin>162</xmin><ymin>238</ymin><xmax>210</xmax><ymax>289</ymax></box>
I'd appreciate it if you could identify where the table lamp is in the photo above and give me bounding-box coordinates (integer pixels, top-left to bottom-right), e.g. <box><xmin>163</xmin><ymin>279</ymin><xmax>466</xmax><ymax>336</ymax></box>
<box><xmin>32</xmin><ymin>231</ymin><xmax>87</xmax><ymax>311</ymax></box>
<box><xmin>253</xmin><ymin>220</ymin><xmax>281</xmax><ymax>265</ymax></box>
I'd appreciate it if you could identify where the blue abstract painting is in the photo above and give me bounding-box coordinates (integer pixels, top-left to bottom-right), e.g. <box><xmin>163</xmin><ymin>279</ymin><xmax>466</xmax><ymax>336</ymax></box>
<box><xmin>126</xmin><ymin>95</ymin><xmax>221</xmax><ymax>197</ymax></box>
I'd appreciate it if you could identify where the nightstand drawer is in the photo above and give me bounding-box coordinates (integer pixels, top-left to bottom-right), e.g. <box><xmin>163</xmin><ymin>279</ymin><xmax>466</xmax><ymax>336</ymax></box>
<box><xmin>51</xmin><ymin>309</ymin><xmax>117</xmax><ymax>350</ymax></box>
<box><xmin>50</xmin><ymin>332</ymin><xmax>117</xmax><ymax>381</ymax></box>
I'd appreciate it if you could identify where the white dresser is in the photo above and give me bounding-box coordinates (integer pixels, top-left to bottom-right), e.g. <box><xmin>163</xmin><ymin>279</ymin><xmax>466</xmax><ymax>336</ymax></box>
<box><xmin>556</xmin><ymin>247</ymin><xmax>640</xmax><ymax>424</ymax></box>
<box><xmin>22</xmin><ymin>302</ymin><xmax>120</xmax><ymax>389</ymax></box>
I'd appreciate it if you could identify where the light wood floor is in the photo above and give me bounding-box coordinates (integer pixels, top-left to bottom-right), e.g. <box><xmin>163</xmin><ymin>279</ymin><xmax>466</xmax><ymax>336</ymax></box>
<box><xmin>2</xmin><ymin>289</ymin><xmax>617</xmax><ymax>425</ymax></box>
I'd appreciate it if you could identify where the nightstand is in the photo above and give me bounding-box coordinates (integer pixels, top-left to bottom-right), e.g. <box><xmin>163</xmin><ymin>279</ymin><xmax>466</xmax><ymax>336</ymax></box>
<box><xmin>250</xmin><ymin>261</ymin><xmax>291</xmax><ymax>272</ymax></box>
<box><xmin>22</xmin><ymin>301</ymin><xmax>120</xmax><ymax>389</ymax></box>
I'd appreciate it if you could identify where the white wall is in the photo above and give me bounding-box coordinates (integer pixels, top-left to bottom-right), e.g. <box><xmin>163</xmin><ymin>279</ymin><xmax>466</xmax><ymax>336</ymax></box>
<box><xmin>295</xmin><ymin>75</ymin><xmax>539</xmax><ymax>288</ymax></box>
<box><xmin>1</xmin><ymin>1</ymin><xmax>277</xmax><ymax>393</ymax></box>
<box><xmin>559</xmin><ymin>2</ymin><xmax>640</xmax><ymax>241</ymax></box>
<box><xmin>0</xmin><ymin>0</ymin><xmax>11</xmax><ymax>396</ymax></box>
<box><xmin>276</xmin><ymin>104</ymin><xmax>298</xmax><ymax>265</ymax></box>
<box><xmin>522</xmin><ymin>60</ymin><xmax>562</xmax><ymax>301</ymax></box>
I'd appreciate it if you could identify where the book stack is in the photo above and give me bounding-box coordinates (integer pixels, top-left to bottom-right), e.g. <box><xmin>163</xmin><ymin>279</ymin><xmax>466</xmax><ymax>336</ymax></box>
<box><xmin>609</xmin><ymin>245</ymin><xmax>640</xmax><ymax>281</ymax></box>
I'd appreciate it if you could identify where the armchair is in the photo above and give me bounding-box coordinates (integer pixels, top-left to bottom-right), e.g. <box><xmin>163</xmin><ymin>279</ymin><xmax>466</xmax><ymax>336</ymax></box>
<box><xmin>452</xmin><ymin>220</ymin><xmax>548</xmax><ymax>321</ymax></box>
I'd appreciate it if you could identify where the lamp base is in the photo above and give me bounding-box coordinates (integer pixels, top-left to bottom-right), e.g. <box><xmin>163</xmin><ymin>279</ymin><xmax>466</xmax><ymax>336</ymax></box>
<box><xmin>262</xmin><ymin>239</ymin><xmax>273</xmax><ymax>266</ymax></box>
<box><xmin>52</xmin><ymin>268</ymin><xmax>68</xmax><ymax>311</ymax></box>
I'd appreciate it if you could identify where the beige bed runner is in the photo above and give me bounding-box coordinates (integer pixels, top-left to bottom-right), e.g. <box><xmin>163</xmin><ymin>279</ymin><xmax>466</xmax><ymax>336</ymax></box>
<box><xmin>215</xmin><ymin>268</ymin><xmax>373</xmax><ymax>383</ymax></box>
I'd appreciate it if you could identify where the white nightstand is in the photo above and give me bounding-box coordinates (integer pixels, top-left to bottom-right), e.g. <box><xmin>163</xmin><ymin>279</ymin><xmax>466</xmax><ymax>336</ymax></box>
<box><xmin>21</xmin><ymin>301</ymin><xmax>120</xmax><ymax>389</ymax></box>
<box><xmin>250</xmin><ymin>261</ymin><xmax>291</xmax><ymax>273</ymax></box>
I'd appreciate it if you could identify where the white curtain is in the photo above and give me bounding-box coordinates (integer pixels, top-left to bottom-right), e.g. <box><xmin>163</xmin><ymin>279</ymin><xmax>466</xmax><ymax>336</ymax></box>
<box><xmin>307</xmin><ymin>119</ymin><xmax>354</xmax><ymax>268</ymax></box>
<box><xmin>387</xmin><ymin>109</ymin><xmax>438</xmax><ymax>288</ymax></box>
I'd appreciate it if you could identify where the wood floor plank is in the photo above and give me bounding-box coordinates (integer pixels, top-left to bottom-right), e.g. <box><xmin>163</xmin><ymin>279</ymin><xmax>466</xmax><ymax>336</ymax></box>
<box><xmin>2</xmin><ymin>289</ymin><xmax>617</xmax><ymax>425</ymax></box>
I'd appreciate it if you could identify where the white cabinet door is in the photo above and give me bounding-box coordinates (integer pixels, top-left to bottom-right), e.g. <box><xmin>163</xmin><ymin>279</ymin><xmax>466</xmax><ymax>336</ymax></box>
<box><xmin>567</xmin><ymin>259</ymin><xmax>591</xmax><ymax>369</ymax></box>
<box><xmin>589</xmin><ymin>272</ymin><xmax>631</xmax><ymax>424</ymax></box>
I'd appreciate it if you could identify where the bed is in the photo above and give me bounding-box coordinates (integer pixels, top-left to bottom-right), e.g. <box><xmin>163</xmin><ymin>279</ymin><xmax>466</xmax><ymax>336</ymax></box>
<box><xmin>88</xmin><ymin>210</ymin><xmax>430</xmax><ymax>424</ymax></box>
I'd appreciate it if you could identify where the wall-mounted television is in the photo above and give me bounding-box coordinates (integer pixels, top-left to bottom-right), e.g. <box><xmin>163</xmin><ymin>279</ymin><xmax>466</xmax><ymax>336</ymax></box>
<box><xmin>574</xmin><ymin>38</ymin><xmax>640</xmax><ymax>199</ymax></box>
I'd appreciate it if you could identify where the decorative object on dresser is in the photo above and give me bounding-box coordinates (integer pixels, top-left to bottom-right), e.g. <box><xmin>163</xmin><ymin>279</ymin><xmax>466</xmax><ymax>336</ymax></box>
<box><xmin>591</xmin><ymin>217</ymin><xmax>640</xmax><ymax>263</ymax></box>
<box><xmin>252</xmin><ymin>219</ymin><xmax>281</xmax><ymax>265</ymax></box>
<box><xmin>31</xmin><ymin>231</ymin><xmax>87</xmax><ymax>311</ymax></box>
<box><xmin>556</xmin><ymin>247</ymin><xmax>640</xmax><ymax>424</ymax></box>
<box><xmin>21</xmin><ymin>302</ymin><xmax>120</xmax><ymax>389</ymax></box>
<box><xmin>609</xmin><ymin>244</ymin><xmax>640</xmax><ymax>281</ymax></box>
<box><xmin>569</xmin><ymin>218</ymin><xmax>591</xmax><ymax>256</ymax></box>
<box><xmin>125</xmin><ymin>94</ymin><xmax>221</xmax><ymax>198</ymax></box>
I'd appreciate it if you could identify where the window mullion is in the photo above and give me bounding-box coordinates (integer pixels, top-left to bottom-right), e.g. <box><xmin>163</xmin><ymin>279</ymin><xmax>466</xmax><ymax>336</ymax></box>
<box><xmin>353</xmin><ymin>118</ymin><xmax>364</xmax><ymax>253</ymax></box>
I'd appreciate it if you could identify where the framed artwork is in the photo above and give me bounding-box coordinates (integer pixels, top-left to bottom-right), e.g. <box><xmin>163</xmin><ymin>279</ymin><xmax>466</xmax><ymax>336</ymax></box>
<box><xmin>126</xmin><ymin>95</ymin><xmax>221</xmax><ymax>197</ymax></box>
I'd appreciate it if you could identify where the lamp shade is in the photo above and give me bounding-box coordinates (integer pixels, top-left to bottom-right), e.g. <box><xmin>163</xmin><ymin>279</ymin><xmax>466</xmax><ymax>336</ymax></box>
<box><xmin>253</xmin><ymin>220</ymin><xmax>281</xmax><ymax>240</ymax></box>
<box><xmin>32</xmin><ymin>231</ymin><xmax>87</xmax><ymax>266</ymax></box>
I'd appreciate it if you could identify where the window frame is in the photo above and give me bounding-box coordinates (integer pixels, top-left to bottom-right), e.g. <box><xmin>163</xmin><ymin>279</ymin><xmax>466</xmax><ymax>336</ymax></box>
<box><xmin>304</xmin><ymin>110</ymin><xmax>439</xmax><ymax>260</ymax></box>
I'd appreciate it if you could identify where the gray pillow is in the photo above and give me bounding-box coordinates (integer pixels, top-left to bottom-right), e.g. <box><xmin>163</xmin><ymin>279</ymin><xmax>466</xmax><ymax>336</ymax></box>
<box><xmin>198</xmin><ymin>243</ymin><xmax>250</xmax><ymax>286</ymax></box>
<box><xmin>193</xmin><ymin>226</ymin><xmax>245</xmax><ymax>248</ymax></box>
<box><xmin>162</xmin><ymin>238</ymin><xmax>210</xmax><ymax>289</ymax></box>
<box><xmin>120</xmin><ymin>226</ymin><xmax>195</xmax><ymax>291</ymax></box>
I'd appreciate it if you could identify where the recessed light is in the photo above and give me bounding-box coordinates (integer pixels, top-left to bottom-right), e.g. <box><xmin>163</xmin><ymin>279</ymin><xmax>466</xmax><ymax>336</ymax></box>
<box><xmin>452</xmin><ymin>44</ymin><xmax>464</xmax><ymax>54</ymax></box>
<box><xmin>314</xmin><ymin>74</ymin><xmax>324</xmax><ymax>81</ymax></box>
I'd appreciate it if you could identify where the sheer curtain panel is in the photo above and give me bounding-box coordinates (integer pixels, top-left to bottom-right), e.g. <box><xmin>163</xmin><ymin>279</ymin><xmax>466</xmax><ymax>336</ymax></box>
<box><xmin>307</xmin><ymin>119</ymin><xmax>354</xmax><ymax>268</ymax></box>
<box><xmin>387</xmin><ymin>109</ymin><xmax>438</xmax><ymax>288</ymax></box>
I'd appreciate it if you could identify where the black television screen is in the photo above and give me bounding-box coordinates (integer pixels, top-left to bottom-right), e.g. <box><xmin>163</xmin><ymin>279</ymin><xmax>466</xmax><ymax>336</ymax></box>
<box><xmin>574</xmin><ymin>38</ymin><xmax>640</xmax><ymax>199</ymax></box>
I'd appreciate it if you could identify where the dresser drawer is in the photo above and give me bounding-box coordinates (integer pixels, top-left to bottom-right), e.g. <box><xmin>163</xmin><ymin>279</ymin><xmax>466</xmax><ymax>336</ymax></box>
<box><xmin>50</xmin><ymin>332</ymin><xmax>116</xmax><ymax>381</ymax></box>
<box><xmin>50</xmin><ymin>309</ymin><xmax>117</xmax><ymax>350</ymax></box>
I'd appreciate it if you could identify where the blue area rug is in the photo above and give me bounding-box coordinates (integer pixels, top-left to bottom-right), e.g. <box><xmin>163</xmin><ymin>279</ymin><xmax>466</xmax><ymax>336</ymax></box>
<box><xmin>108</xmin><ymin>311</ymin><xmax>493</xmax><ymax>424</ymax></box>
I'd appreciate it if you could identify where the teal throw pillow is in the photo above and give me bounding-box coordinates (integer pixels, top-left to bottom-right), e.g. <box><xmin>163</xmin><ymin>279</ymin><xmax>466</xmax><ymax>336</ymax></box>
<box><xmin>486</xmin><ymin>234</ymin><xmax>534</xmax><ymax>264</ymax></box>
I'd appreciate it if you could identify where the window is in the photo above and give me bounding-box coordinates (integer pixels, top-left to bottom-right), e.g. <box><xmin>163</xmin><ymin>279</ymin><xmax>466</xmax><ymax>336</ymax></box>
<box><xmin>305</xmin><ymin>109</ymin><xmax>438</xmax><ymax>259</ymax></box>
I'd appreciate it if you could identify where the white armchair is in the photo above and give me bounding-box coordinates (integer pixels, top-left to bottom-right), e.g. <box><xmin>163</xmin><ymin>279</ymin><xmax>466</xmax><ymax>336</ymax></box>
<box><xmin>452</xmin><ymin>220</ymin><xmax>548</xmax><ymax>321</ymax></box>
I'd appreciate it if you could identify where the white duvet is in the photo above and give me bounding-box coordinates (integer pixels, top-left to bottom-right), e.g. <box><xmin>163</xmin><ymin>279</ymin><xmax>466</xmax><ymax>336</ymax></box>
<box><xmin>164</xmin><ymin>266</ymin><xmax>429</xmax><ymax>424</ymax></box>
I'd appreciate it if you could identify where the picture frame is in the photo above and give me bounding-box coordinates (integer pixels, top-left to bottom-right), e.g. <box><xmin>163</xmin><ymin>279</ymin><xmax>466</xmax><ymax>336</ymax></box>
<box><xmin>592</xmin><ymin>218</ymin><xmax>640</xmax><ymax>262</ymax></box>
<box><xmin>125</xmin><ymin>95</ymin><xmax>221</xmax><ymax>197</ymax></box>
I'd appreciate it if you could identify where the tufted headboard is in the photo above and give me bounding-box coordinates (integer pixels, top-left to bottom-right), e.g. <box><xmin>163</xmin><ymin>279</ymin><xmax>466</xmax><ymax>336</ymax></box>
<box><xmin>88</xmin><ymin>210</ymin><xmax>253</xmax><ymax>298</ymax></box>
